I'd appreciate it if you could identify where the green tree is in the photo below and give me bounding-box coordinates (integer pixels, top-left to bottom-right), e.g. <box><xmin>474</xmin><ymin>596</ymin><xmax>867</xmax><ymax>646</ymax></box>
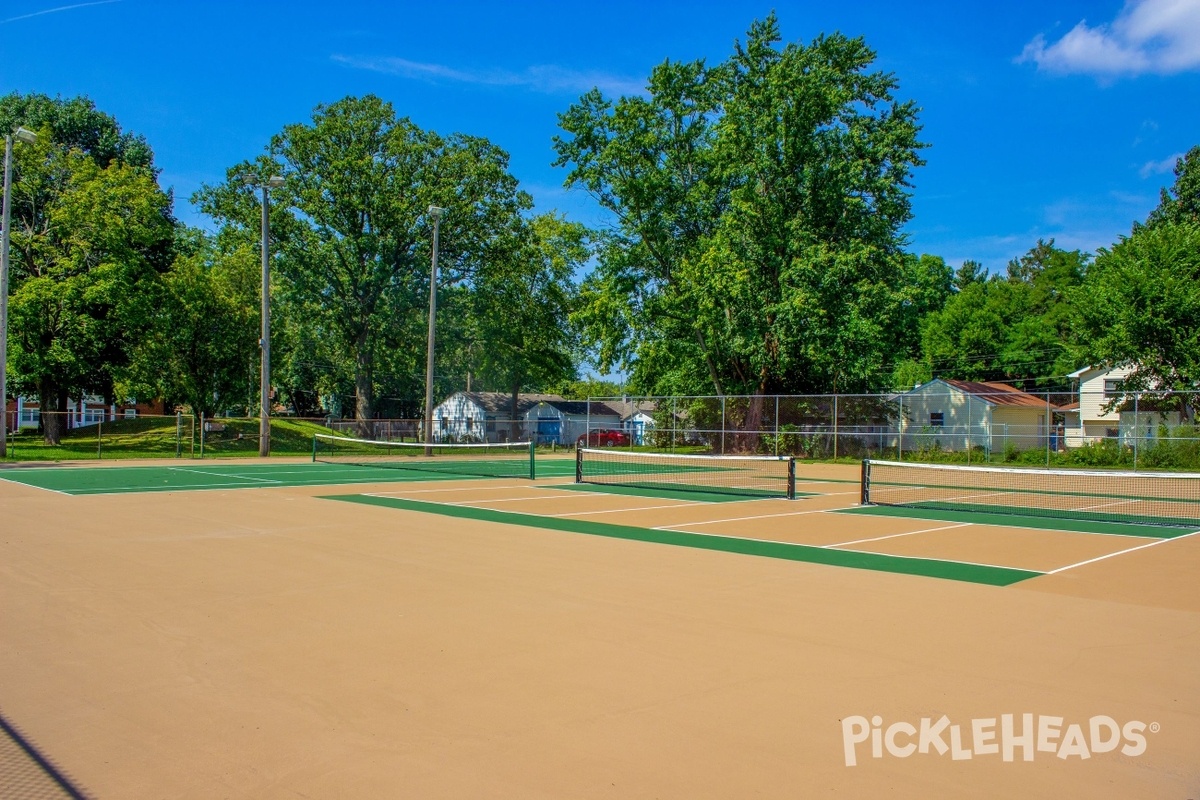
<box><xmin>918</xmin><ymin>240</ymin><xmax>1087</xmax><ymax>386</ymax></box>
<box><xmin>1</xmin><ymin>94</ymin><xmax>174</xmax><ymax>443</ymax></box>
<box><xmin>196</xmin><ymin>95</ymin><xmax>534</xmax><ymax>424</ymax></box>
<box><xmin>953</xmin><ymin>259</ymin><xmax>987</xmax><ymax>291</ymax></box>
<box><xmin>129</xmin><ymin>229</ymin><xmax>260</xmax><ymax>418</ymax></box>
<box><xmin>465</xmin><ymin>213</ymin><xmax>587</xmax><ymax>420</ymax></box>
<box><xmin>1074</xmin><ymin>222</ymin><xmax>1200</xmax><ymax>421</ymax></box>
<box><xmin>1146</xmin><ymin>145</ymin><xmax>1200</xmax><ymax>227</ymax></box>
<box><xmin>556</xmin><ymin>15</ymin><xmax>926</xmax><ymax>416</ymax></box>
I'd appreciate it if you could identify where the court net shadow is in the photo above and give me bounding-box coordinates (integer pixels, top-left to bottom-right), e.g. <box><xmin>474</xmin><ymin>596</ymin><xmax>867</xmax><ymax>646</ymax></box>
<box><xmin>0</xmin><ymin>710</ymin><xmax>93</xmax><ymax>799</ymax></box>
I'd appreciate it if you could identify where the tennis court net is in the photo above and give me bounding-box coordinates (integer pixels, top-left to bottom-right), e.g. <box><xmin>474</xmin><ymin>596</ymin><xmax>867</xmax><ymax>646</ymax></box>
<box><xmin>576</xmin><ymin>448</ymin><xmax>796</xmax><ymax>499</ymax></box>
<box><xmin>861</xmin><ymin>459</ymin><xmax>1200</xmax><ymax>529</ymax></box>
<box><xmin>313</xmin><ymin>434</ymin><xmax>535</xmax><ymax>480</ymax></box>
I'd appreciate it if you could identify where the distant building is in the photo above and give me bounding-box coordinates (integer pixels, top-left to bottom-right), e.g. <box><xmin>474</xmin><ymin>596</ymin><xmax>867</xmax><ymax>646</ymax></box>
<box><xmin>4</xmin><ymin>395</ymin><xmax>165</xmax><ymax>433</ymax></box>
<box><xmin>1067</xmin><ymin>364</ymin><xmax>1183</xmax><ymax>447</ymax></box>
<box><xmin>430</xmin><ymin>392</ymin><xmax>620</xmax><ymax>445</ymax></box>
<box><xmin>898</xmin><ymin>379</ymin><xmax>1065</xmax><ymax>454</ymax></box>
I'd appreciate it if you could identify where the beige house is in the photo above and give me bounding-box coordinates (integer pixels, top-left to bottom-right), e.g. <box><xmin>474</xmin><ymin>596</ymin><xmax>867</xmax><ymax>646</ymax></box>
<box><xmin>898</xmin><ymin>379</ymin><xmax>1063</xmax><ymax>454</ymax></box>
<box><xmin>1066</xmin><ymin>364</ymin><xmax>1183</xmax><ymax>446</ymax></box>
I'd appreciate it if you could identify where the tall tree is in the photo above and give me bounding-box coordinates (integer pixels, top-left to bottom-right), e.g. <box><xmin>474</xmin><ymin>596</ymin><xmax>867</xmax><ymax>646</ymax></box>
<box><xmin>1146</xmin><ymin>145</ymin><xmax>1200</xmax><ymax>227</ymax></box>
<box><xmin>0</xmin><ymin>94</ymin><xmax>174</xmax><ymax>443</ymax></box>
<box><xmin>129</xmin><ymin>228</ymin><xmax>260</xmax><ymax>418</ymax></box>
<box><xmin>918</xmin><ymin>240</ymin><xmax>1087</xmax><ymax>386</ymax></box>
<box><xmin>556</xmin><ymin>15</ymin><xmax>926</xmax><ymax>412</ymax></box>
<box><xmin>467</xmin><ymin>213</ymin><xmax>587</xmax><ymax>420</ymax></box>
<box><xmin>1074</xmin><ymin>221</ymin><xmax>1200</xmax><ymax>421</ymax></box>
<box><xmin>196</xmin><ymin>95</ymin><xmax>533</xmax><ymax>423</ymax></box>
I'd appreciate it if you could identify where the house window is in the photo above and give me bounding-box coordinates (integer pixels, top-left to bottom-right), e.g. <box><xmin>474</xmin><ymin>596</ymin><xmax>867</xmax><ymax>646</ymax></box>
<box><xmin>930</xmin><ymin>412</ymin><xmax>944</xmax><ymax>428</ymax></box>
<box><xmin>439</xmin><ymin>416</ymin><xmax>447</xmax><ymax>431</ymax></box>
<box><xmin>1103</xmin><ymin>379</ymin><xmax>1122</xmax><ymax>398</ymax></box>
<box><xmin>466</xmin><ymin>417</ymin><xmax>473</xmax><ymax>431</ymax></box>
<box><xmin>124</xmin><ymin>409</ymin><xmax>137</xmax><ymax>419</ymax></box>
<box><xmin>1105</xmin><ymin>428</ymin><xmax>1119</xmax><ymax>439</ymax></box>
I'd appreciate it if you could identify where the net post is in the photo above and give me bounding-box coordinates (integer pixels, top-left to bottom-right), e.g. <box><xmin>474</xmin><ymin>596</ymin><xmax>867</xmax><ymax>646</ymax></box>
<box><xmin>529</xmin><ymin>439</ymin><xmax>536</xmax><ymax>480</ymax></box>
<box><xmin>575</xmin><ymin>444</ymin><xmax>583</xmax><ymax>484</ymax></box>
<box><xmin>787</xmin><ymin>457</ymin><xmax>796</xmax><ymax>500</ymax></box>
<box><xmin>312</xmin><ymin>434</ymin><xmax>318</xmax><ymax>463</ymax></box>
<box><xmin>860</xmin><ymin>459</ymin><xmax>870</xmax><ymax>506</ymax></box>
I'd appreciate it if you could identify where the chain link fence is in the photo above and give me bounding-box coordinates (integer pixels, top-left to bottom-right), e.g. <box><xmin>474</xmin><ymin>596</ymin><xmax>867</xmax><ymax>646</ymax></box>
<box><xmin>583</xmin><ymin>389</ymin><xmax>1200</xmax><ymax>470</ymax></box>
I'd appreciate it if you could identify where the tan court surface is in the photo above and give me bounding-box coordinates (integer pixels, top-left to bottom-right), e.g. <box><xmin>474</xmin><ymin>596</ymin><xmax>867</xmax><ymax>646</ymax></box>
<box><xmin>1</xmin><ymin>460</ymin><xmax>1198</xmax><ymax>798</ymax></box>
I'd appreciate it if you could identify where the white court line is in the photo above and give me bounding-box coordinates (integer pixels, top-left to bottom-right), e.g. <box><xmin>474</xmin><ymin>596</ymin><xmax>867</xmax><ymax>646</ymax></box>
<box><xmin>358</xmin><ymin>484</ymin><xmax>531</xmax><ymax>496</ymax></box>
<box><xmin>1042</xmin><ymin>529</ymin><xmax>1200</xmax><ymax>575</ymax></box>
<box><xmin>653</xmin><ymin>505</ymin><xmax>856</xmax><ymax>529</ymax></box>
<box><xmin>0</xmin><ymin>475</ymin><xmax>71</xmax><ymax>495</ymax></box>
<box><xmin>824</xmin><ymin>523</ymin><xmax>972</xmax><ymax>548</ymax></box>
<box><xmin>548</xmin><ymin>501</ymin><xmax>718</xmax><ymax>517</ymax></box>
<box><xmin>168</xmin><ymin>467</ymin><xmax>281</xmax><ymax>484</ymax></box>
<box><xmin>444</xmin><ymin>494</ymin><xmax>583</xmax><ymax>505</ymax></box>
<box><xmin>1070</xmin><ymin>498</ymin><xmax>1142</xmax><ymax>512</ymax></box>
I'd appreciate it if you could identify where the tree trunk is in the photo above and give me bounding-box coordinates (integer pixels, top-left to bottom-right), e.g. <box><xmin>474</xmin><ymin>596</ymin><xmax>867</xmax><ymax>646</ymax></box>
<box><xmin>40</xmin><ymin>380</ymin><xmax>67</xmax><ymax>446</ymax></box>
<box><xmin>354</xmin><ymin>333</ymin><xmax>373</xmax><ymax>438</ymax></box>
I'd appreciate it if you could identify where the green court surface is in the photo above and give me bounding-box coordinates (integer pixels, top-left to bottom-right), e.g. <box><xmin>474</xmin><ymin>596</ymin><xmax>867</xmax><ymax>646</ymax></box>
<box><xmin>0</xmin><ymin>458</ymin><xmax>578</xmax><ymax>495</ymax></box>
<box><xmin>322</xmin><ymin>493</ymin><xmax>1041</xmax><ymax>586</ymax></box>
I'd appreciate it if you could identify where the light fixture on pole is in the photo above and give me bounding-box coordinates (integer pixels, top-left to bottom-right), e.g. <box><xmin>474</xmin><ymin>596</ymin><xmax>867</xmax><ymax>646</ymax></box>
<box><xmin>242</xmin><ymin>174</ymin><xmax>285</xmax><ymax>457</ymax></box>
<box><xmin>1</xmin><ymin>126</ymin><xmax>38</xmax><ymax>459</ymax></box>
<box><xmin>423</xmin><ymin>206</ymin><xmax>445</xmax><ymax>456</ymax></box>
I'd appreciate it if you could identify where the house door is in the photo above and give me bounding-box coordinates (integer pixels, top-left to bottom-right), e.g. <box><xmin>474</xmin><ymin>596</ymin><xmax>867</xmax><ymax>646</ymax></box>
<box><xmin>537</xmin><ymin>417</ymin><xmax>561</xmax><ymax>446</ymax></box>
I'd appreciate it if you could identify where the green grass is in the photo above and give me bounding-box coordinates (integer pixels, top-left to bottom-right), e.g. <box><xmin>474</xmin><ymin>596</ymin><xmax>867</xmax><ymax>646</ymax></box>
<box><xmin>3</xmin><ymin>417</ymin><xmax>340</xmax><ymax>461</ymax></box>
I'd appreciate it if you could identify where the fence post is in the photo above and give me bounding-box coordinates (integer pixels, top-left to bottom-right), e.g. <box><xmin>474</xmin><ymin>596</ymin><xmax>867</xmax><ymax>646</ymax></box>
<box><xmin>965</xmin><ymin>393</ymin><xmax>970</xmax><ymax>465</ymax></box>
<box><xmin>672</xmin><ymin>396</ymin><xmax>677</xmax><ymax>453</ymax></box>
<box><xmin>832</xmin><ymin>394</ymin><xmax>839</xmax><ymax>461</ymax></box>
<box><xmin>1133</xmin><ymin>392</ymin><xmax>1139</xmax><ymax>470</ymax></box>
<box><xmin>897</xmin><ymin>395</ymin><xmax>904</xmax><ymax>461</ymax></box>
<box><xmin>720</xmin><ymin>396</ymin><xmax>726</xmax><ymax>455</ymax></box>
<box><xmin>176</xmin><ymin>411</ymin><xmax>182</xmax><ymax>458</ymax></box>
<box><xmin>97</xmin><ymin>417</ymin><xmax>102</xmax><ymax>460</ymax></box>
<box><xmin>199</xmin><ymin>412</ymin><xmax>206</xmax><ymax>458</ymax></box>
<box><xmin>774</xmin><ymin>395</ymin><xmax>779</xmax><ymax>457</ymax></box>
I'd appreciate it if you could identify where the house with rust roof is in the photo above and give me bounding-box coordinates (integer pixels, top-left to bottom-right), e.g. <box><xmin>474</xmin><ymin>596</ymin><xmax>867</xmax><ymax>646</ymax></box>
<box><xmin>898</xmin><ymin>379</ymin><xmax>1067</xmax><ymax>454</ymax></box>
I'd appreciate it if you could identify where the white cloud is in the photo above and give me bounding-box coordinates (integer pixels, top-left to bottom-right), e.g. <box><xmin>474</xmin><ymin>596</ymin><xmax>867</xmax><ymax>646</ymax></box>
<box><xmin>1139</xmin><ymin>152</ymin><xmax>1185</xmax><ymax>177</ymax></box>
<box><xmin>1017</xmin><ymin>0</ymin><xmax>1200</xmax><ymax>77</ymax></box>
<box><xmin>331</xmin><ymin>54</ymin><xmax>646</xmax><ymax>97</ymax></box>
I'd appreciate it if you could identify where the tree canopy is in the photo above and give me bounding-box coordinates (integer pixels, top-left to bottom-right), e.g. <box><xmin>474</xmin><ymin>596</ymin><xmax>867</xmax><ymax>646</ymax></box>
<box><xmin>1</xmin><ymin>93</ymin><xmax>174</xmax><ymax>443</ymax></box>
<box><xmin>556</xmin><ymin>14</ymin><xmax>926</xmax><ymax>402</ymax></box>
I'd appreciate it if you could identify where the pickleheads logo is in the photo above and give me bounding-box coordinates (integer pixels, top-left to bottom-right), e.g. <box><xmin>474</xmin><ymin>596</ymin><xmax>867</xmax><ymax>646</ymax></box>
<box><xmin>841</xmin><ymin>714</ymin><xmax>1157</xmax><ymax>767</ymax></box>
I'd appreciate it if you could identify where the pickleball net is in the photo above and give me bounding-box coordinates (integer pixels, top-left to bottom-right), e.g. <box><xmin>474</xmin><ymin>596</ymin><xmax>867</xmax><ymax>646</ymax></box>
<box><xmin>313</xmin><ymin>434</ymin><xmax>535</xmax><ymax>480</ymax></box>
<box><xmin>576</xmin><ymin>447</ymin><xmax>796</xmax><ymax>499</ymax></box>
<box><xmin>860</xmin><ymin>459</ymin><xmax>1200</xmax><ymax>529</ymax></box>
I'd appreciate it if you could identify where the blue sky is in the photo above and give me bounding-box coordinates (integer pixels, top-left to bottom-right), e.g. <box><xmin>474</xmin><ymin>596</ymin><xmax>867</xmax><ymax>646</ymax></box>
<box><xmin>1</xmin><ymin>0</ymin><xmax>1198</xmax><ymax>271</ymax></box>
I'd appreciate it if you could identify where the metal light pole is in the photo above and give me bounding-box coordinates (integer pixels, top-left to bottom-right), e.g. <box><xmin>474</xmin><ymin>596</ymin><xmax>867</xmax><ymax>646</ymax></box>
<box><xmin>1</xmin><ymin>126</ymin><xmax>38</xmax><ymax>459</ymax></box>
<box><xmin>243</xmin><ymin>174</ymin><xmax>285</xmax><ymax>457</ymax></box>
<box><xmin>423</xmin><ymin>206</ymin><xmax>445</xmax><ymax>455</ymax></box>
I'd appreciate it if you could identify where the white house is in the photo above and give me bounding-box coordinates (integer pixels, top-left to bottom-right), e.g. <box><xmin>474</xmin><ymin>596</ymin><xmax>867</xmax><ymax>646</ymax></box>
<box><xmin>898</xmin><ymin>379</ymin><xmax>1064</xmax><ymax>454</ymax></box>
<box><xmin>601</xmin><ymin>398</ymin><xmax>659</xmax><ymax>445</ymax></box>
<box><xmin>1067</xmin><ymin>364</ymin><xmax>1182</xmax><ymax>447</ymax></box>
<box><xmin>430</xmin><ymin>392</ymin><xmax>621</xmax><ymax>445</ymax></box>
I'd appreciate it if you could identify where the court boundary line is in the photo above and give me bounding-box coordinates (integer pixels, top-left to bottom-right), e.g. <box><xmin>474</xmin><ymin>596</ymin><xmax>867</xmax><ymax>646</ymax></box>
<box><xmin>824</xmin><ymin>523</ymin><xmax>973</xmax><ymax>548</ymax></box>
<box><xmin>329</xmin><ymin>493</ymin><xmax>1041</xmax><ymax>586</ymax></box>
<box><xmin>653</xmin><ymin>505</ymin><xmax>855</xmax><ymax>529</ymax></box>
<box><xmin>0</xmin><ymin>475</ymin><xmax>71</xmax><ymax>495</ymax></box>
<box><xmin>1042</xmin><ymin>529</ymin><xmax>1199</xmax><ymax>575</ymax></box>
<box><xmin>168</xmin><ymin>466</ymin><xmax>281</xmax><ymax>484</ymax></box>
